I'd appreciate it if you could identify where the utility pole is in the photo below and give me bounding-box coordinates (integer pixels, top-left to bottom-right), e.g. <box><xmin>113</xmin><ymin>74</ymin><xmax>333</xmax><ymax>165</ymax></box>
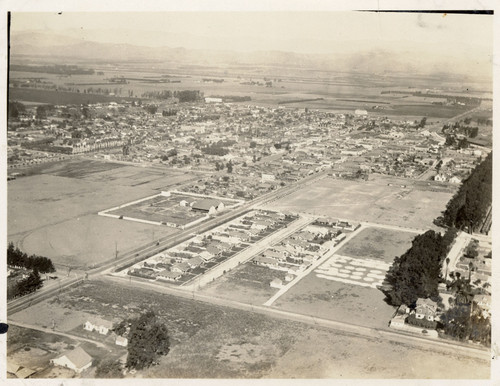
<box><xmin>115</xmin><ymin>241</ymin><xmax>118</xmax><ymax>260</ymax></box>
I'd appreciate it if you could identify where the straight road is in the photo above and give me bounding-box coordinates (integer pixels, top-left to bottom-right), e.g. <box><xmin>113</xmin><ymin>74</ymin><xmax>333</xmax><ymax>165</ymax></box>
<box><xmin>442</xmin><ymin>231</ymin><xmax>470</xmax><ymax>279</ymax></box>
<box><xmin>263</xmin><ymin>223</ymin><xmax>367</xmax><ymax>306</ymax></box>
<box><xmin>183</xmin><ymin>215</ymin><xmax>314</xmax><ymax>290</ymax></box>
<box><xmin>101</xmin><ymin>274</ymin><xmax>489</xmax><ymax>361</ymax></box>
<box><xmin>7</xmin><ymin>170</ymin><xmax>327</xmax><ymax>315</ymax></box>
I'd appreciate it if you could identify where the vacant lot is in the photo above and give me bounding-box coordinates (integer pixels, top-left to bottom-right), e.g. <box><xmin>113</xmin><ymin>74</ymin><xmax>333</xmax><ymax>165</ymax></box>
<box><xmin>8</xmin><ymin>279</ymin><xmax>489</xmax><ymax>378</ymax></box>
<box><xmin>337</xmin><ymin>227</ymin><xmax>417</xmax><ymax>263</ymax></box>
<box><xmin>273</xmin><ymin>272</ymin><xmax>396</xmax><ymax>329</ymax></box>
<box><xmin>8</xmin><ymin>159</ymin><xmax>197</xmax><ymax>268</ymax></box>
<box><xmin>265</xmin><ymin>175</ymin><xmax>455</xmax><ymax>230</ymax></box>
<box><xmin>201</xmin><ymin>263</ymin><xmax>288</xmax><ymax>305</ymax></box>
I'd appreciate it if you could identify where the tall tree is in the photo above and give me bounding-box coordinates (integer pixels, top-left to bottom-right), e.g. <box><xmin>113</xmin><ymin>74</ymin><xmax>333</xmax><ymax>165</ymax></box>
<box><xmin>126</xmin><ymin>311</ymin><xmax>170</xmax><ymax>370</ymax></box>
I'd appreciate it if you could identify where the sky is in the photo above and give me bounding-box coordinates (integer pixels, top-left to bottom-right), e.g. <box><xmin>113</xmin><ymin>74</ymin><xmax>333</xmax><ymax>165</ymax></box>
<box><xmin>10</xmin><ymin>11</ymin><xmax>493</xmax><ymax>57</ymax></box>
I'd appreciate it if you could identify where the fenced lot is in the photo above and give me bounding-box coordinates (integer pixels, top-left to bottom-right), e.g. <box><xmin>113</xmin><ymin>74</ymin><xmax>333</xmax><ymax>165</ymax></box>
<box><xmin>265</xmin><ymin>175</ymin><xmax>455</xmax><ymax>229</ymax></box>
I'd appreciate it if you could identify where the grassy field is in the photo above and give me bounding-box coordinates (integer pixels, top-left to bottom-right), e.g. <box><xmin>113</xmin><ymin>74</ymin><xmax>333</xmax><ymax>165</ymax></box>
<box><xmin>8</xmin><ymin>279</ymin><xmax>489</xmax><ymax>379</ymax></box>
<box><xmin>8</xmin><ymin>159</ymin><xmax>197</xmax><ymax>268</ymax></box>
<box><xmin>336</xmin><ymin>227</ymin><xmax>417</xmax><ymax>263</ymax></box>
<box><xmin>201</xmin><ymin>262</ymin><xmax>288</xmax><ymax>305</ymax></box>
<box><xmin>265</xmin><ymin>175</ymin><xmax>456</xmax><ymax>230</ymax></box>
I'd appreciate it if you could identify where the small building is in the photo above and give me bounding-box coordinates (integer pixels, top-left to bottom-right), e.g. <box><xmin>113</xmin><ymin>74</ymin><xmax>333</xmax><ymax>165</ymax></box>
<box><xmin>157</xmin><ymin>270</ymin><xmax>183</xmax><ymax>282</ymax></box>
<box><xmin>115</xmin><ymin>336</ymin><xmax>128</xmax><ymax>347</ymax></box>
<box><xmin>253</xmin><ymin>255</ymin><xmax>279</xmax><ymax>268</ymax></box>
<box><xmin>415</xmin><ymin>298</ymin><xmax>438</xmax><ymax>321</ymax></box>
<box><xmin>284</xmin><ymin>274</ymin><xmax>295</xmax><ymax>282</ymax></box>
<box><xmin>51</xmin><ymin>347</ymin><xmax>93</xmax><ymax>374</ymax></box>
<box><xmin>434</xmin><ymin>174</ymin><xmax>447</xmax><ymax>182</ymax></box>
<box><xmin>83</xmin><ymin>318</ymin><xmax>114</xmax><ymax>335</ymax></box>
<box><xmin>449</xmin><ymin>176</ymin><xmax>462</xmax><ymax>184</ymax></box>
<box><xmin>191</xmin><ymin>199</ymin><xmax>225</xmax><ymax>215</ymax></box>
<box><xmin>270</xmin><ymin>278</ymin><xmax>283</xmax><ymax>288</ymax></box>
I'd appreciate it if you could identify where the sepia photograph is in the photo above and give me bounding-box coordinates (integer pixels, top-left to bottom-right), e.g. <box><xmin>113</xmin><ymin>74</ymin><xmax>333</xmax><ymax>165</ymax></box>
<box><xmin>1</xmin><ymin>1</ymin><xmax>497</xmax><ymax>383</ymax></box>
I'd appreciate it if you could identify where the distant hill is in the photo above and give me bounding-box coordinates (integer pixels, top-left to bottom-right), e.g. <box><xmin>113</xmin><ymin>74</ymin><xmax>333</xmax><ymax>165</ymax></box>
<box><xmin>9</xmin><ymin>30</ymin><xmax>491</xmax><ymax>83</ymax></box>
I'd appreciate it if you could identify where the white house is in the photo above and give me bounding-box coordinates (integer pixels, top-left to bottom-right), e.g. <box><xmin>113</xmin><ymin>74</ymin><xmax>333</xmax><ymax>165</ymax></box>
<box><xmin>115</xmin><ymin>336</ymin><xmax>128</xmax><ymax>347</ymax></box>
<box><xmin>270</xmin><ymin>278</ymin><xmax>284</xmax><ymax>289</ymax></box>
<box><xmin>434</xmin><ymin>174</ymin><xmax>447</xmax><ymax>182</ymax></box>
<box><xmin>51</xmin><ymin>347</ymin><xmax>93</xmax><ymax>373</ymax></box>
<box><xmin>83</xmin><ymin>318</ymin><xmax>114</xmax><ymax>335</ymax></box>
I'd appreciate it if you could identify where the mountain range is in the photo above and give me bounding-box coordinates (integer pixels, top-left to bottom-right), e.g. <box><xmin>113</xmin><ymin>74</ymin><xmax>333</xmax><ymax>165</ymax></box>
<box><xmin>9</xmin><ymin>30</ymin><xmax>492</xmax><ymax>82</ymax></box>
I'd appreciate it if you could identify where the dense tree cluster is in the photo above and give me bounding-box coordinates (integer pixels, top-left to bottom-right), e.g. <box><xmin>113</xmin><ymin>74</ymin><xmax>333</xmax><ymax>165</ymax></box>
<box><xmin>7</xmin><ymin>243</ymin><xmax>55</xmax><ymax>273</ymax></box>
<box><xmin>384</xmin><ymin>228</ymin><xmax>456</xmax><ymax>306</ymax></box>
<box><xmin>141</xmin><ymin>90</ymin><xmax>203</xmax><ymax>103</ymax></box>
<box><xmin>8</xmin><ymin>101</ymin><xmax>26</xmax><ymax>118</ymax></box>
<box><xmin>8</xmin><ymin>270</ymin><xmax>43</xmax><ymax>299</ymax></box>
<box><xmin>125</xmin><ymin>311</ymin><xmax>170</xmax><ymax>370</ymax></box>
<box><xmin>201</xmin><ymin>141</ymin><xmax>235</xmax><ymax>156</ymax></box>
<box><xmin>439</xmin><ymin>152</ymin><xmax>492</xmax><ymax>232</ymax></box>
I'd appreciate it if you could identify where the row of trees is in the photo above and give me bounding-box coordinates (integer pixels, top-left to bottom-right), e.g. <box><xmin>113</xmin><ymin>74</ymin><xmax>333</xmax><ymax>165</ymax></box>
<box><xmin>7</xmin><ymin>243</ymin><xmax>55</xmax><ymax>273</ymax></box>
<box><xmin>141</xmin><ymin>89</ymin><xmax>203</xmax><ymax>102</ymax></box>
<box><xmin>439</xmin><ymin>152</ymin><xmax>492</xmax><ymax>232</ymax></box>
<box><xmin>384</xmin><ymin>227</ymin><xmax>457</xmax><ymax>306</ymax></box>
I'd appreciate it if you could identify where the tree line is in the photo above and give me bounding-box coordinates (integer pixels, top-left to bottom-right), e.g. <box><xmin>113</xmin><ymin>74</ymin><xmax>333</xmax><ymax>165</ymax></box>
<box><xmin>141</xmin><ymin>89</ymin><xmax>203</xmax><ymax>102</ymax></box>
<box><xmin>7</xmin><ymin>242</ymin><xmax>55</xmax><ymax>273</ymax></box>
<box><xmin>438</xmin><ymin>152</ymin><xmax>492</xmax><ymax>232</ymax></box>
<box><xmin>383</xmin><ymin>227</ymin><xmax>457</xmax><ymax>306</ymax></box>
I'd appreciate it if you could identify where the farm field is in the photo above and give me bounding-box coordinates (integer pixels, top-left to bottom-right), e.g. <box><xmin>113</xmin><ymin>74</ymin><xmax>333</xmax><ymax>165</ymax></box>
<box><xmin>200</xmin><ymin>263</ymin><xmax>289</xmax><ymax>305</ymax></box>
<box><xmin>8</xmin><ymin>159</ymin><xmax>198</xmax><ymax>268</ymax></box>
<box><xmin>8</xmin><ymin>280</ymin><xmax>489</xmax><ymax>379</ymax></box>
<box><xmin>265</xmin><ymin>175</ymin><xmax>456</xmax><ymax>230</ymax></box>
<box><xmin>10</xmin><ymin>67</ymin><xmax>481</xmax><ymax>119</ymax></box>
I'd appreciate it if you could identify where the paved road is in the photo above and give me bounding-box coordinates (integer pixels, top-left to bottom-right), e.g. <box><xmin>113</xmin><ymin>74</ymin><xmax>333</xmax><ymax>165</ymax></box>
<box><xmin>101</xmin><ymin>274</ymin><xmax>489</xmax><ymax>361</ymax></box>
<box><xmin>442</xmin><ymin>231</ymin><xmax>471</xmax><ymax>279</ymax></box>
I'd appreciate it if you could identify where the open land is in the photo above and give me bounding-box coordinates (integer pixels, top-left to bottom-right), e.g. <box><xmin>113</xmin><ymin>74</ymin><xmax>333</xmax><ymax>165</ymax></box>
<box><xmin>201</xmin><ymin>262</ymin><xmax>289</xmax><ymax>305</ymax></box>
<box><xmin>263</xmin><ymin>227</ymin><xmax>416</xmax><ymax>329</ymax></box>
<box><xmin>7</xmin><ymin>280</ymin><xmax>489</xmax><ymax>379</ymax></box>
<box><xmin>263</xmin><ymin>175</ymin><xmax>456</xmax><ymax>230</ymax></box>
<box><xmin>336</xmin><ymin>226</ymin><xmax>417</xmax><ymax>261</ymax></box>
<box><xmin>8</xmin><ymin>158</ymin><xmax>199</xmax><ymax>268</ymax></box>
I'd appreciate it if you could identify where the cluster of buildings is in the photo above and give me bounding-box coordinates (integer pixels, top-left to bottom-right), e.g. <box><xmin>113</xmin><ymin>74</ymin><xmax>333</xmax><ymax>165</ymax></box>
<box><xmin>253</xmin><ymin>219</ymin><xmax>360</xmax><ymax>287</ymax></box>
<box><xmin>8</xmin><ymin>98</ymin><xmax>486</xmax><ymax>195</ymax></box>
<box><xmin>126</xmin><ymin>210</ymin><xmax>295</xmax><ymax>283</ymax></box>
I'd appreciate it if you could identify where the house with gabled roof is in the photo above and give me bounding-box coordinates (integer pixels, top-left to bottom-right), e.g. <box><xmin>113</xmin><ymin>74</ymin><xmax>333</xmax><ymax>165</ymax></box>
<box><xmin>51</xmin><ymin>346</ymin><xmax>93</xmax><ymax>374</ymax></box>
<box><xmin>84</xmin><ymin>318</ymin><xmax>114</xmax><ymax>335</ymax></box>
<box><xmin>415</xmin><ymin>298</ymin><xmax>438</xmax><ymax>321</ymax></box>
